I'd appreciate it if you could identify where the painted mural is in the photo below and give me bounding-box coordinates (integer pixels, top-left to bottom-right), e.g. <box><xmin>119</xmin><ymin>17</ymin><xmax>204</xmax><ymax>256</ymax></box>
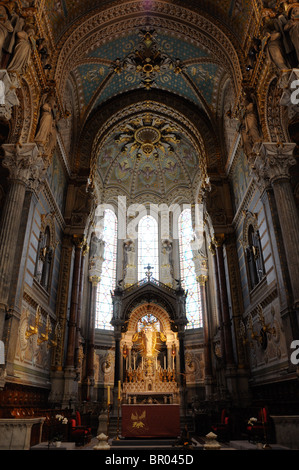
<box><xmin>230</xmin><ymin>149</ymin><xmax>250</xmax><ymax>211</ymax></box>
<box><xmin>97</xmin><ymin>129</ymin><xmax>199</xmax><ymax>200</ymax></box>
<box><xmin>47</xmin><ymin>151</ymin><xmax>67</xmax><ymax>213</ymax></box>
<box><xmin>78</xmin><ymin>29</ymin><xmax>222</xmax><ymax>114</ymax></box>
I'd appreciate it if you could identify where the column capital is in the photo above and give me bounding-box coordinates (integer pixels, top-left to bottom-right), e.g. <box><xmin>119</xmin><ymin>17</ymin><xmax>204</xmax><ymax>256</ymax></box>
<box><xmin>2</xmin><ymin>143</ymin><xmax>45</xmax><ymax>191</ymax></box>
<box><xmin>72</xmin><ymin>234</ymin><xmax>86</xmax><ymax>249</ymax></box>
<box><xmin>89</xmin><ymin>275</ymin><xmax>101</xmax><ymax>286</ymax></box>
<box><xmin>212</xmin><ymin>233</ymin><xmax>225</xmax><ymax>247</ymax></box>
<box><xmin>197</xmin><ymin>274</ymin><xmax>208</xmax><ymax>286</ymax></box>
<box><xmin>251</xmin><ymin>142</ymin><xmax>297</xmax><ymax>186</ymax></box>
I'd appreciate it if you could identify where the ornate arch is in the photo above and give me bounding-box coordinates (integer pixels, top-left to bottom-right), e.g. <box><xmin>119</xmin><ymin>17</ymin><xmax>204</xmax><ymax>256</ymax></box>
<box><xmin>77</xmin><ymin>89</ymin><xmax>221</xmax><ymax>203</ymax></box>
<box><xmin>52</xmin><ymin>1</ymin><xmax>244</xmax><ymax>98</ymax></box>
<box><xmin>127</xmin><ymin>303</ymin><xmax>173</xmax><ymax>336</ymax></box>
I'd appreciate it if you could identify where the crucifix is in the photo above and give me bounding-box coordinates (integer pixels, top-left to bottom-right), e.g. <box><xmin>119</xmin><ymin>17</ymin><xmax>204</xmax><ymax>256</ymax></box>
<box><xmin>144</xmin><ymin>264</ymin><xmax>153</xmax><ymax>280</ymax></box>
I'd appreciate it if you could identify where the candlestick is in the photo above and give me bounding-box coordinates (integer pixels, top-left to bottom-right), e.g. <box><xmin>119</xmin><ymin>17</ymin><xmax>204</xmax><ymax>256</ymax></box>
<box><xmin>107</xmin><ymin>385</ymin><xmax>110</xmax><ymax>405</ymax></box>
<box><xmin>118</xmin><ymin>380</ymin><xmax>121</xmax><ymax>400</ymax></box>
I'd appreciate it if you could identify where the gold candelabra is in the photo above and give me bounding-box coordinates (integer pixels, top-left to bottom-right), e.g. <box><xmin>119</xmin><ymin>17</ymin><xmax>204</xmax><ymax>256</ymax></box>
<box><xmin>26</xmin><ymin>306</ymin><xmax>42</xmax><ymax>338</ymax></box>
<box><xmin>238</xmin><ymin>305</ymin><xmax>276</xmax><ymax>349</ymax></box>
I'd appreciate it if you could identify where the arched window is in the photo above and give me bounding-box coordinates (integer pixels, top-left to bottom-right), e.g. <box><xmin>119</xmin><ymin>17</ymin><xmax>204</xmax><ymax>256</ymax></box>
<box><xmin>178</xmin><ymin>208</ymin><xmax>202</xmax><ymax>328</ymax></box>
<box><xmin>95</xmin><ymin>209</ymin><xmax>118</xmax><ymax>329</ymax></box>
<box><xmin>138</xmin><ymin>215</ymin><xmax>159</xmax><ymax>280</ymax></box>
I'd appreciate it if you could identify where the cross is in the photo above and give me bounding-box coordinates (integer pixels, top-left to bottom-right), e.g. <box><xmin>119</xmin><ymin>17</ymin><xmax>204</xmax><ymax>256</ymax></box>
<box><xmin>144</xmin><ymin>264</ymin><xmax>153</xmax><ymax>280</ymax></box>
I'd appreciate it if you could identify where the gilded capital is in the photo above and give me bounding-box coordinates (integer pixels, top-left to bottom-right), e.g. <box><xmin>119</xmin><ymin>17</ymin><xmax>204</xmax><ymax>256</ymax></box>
<box><xmin>251</xmin><ymin>142</ymin><xmax>296</xmax><ymax>185</ymax></box>
<box><xmin>212</xmin><ymin>234</ymin><xmax>225</xmax><ymax>247</ymax></box>
<box><xmin>197</xmin><ymin>274</ymin><xmax>208</xmax><ymax>286</ymax></box>
<box><xmin>89</xmin><ymin>275</ymin><xmax>101</xmax><ymax>286</ymax></box>
<box><xmin>208</xmin><ymin>243</ymin><xmax>216</xmax><ymax>255</ymax></box>
<box><xmin>2</xmin><ymin>143</ymin><xmax>45</xmax><ymax>189</ymax></box>
<box><xmin>73</xmin><ymin>234</ymin><xmax>86</xmax><ymax>248</ymax></box>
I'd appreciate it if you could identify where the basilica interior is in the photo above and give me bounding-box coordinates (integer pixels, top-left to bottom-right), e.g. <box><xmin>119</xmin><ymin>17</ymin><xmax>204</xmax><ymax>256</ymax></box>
<box><xmin>0</xmin><ymin>0</ymin><xmax>299</xmax><ymax>452</ymax></box>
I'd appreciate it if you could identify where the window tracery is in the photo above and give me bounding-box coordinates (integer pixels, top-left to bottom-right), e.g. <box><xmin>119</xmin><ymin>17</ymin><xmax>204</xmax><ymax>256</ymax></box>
<box><xmin>138</xmin><ymin>215</ymin><xmax>159</xmax><ymax>281</ymax></box>
<box><xmin>95</xmin><ymin>209</ymin><xmax>118</xmax><ymax>329</ymax></box>
<box><xmin>178</xmin><ymin>208</ymin><xmax>202</xmax><ymax>328</ymax></box>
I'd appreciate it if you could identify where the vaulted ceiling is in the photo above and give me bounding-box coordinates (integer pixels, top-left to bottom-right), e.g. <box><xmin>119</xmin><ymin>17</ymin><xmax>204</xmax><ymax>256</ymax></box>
<box><xmin>40</xmin><ymin>0</ymin><xmax>253</xmax><ymax>200</ymax></box>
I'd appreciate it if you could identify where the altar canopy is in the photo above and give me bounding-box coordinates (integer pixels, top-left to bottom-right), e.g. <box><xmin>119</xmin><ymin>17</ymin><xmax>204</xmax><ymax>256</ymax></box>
<box><xmin>121</xmin><ymin>404</ymin><xmax>180</xmax><ymax>438</ymax></box>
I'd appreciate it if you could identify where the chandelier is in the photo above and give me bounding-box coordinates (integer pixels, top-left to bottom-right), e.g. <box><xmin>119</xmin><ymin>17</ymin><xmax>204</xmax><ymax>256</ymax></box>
<box><xmin>114</xmin><ymin>113</ymin><xmax>181</xmax><ymax>158</ymax></box>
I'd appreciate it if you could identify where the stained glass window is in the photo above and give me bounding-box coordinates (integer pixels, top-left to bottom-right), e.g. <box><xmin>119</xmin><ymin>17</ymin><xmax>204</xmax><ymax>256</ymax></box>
<box><xmin>95</xmin><ymin>209</ymin><xmax>117</xmax><ymax>329</ymax></box>
<box><xmin>178</xmin><ymin>208</ymin><xmax>202</xmax><ymax>328</ymax></box>
<box><xmin>138</xmin><ymin>215</ymin><xmax>159</xmax><ymax>280</ymax></box>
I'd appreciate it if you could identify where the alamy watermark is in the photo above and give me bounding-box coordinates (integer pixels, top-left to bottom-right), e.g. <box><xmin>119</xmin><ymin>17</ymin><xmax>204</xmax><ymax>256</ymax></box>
<box><xmin>290</xmin><ymin>340</ymin><xmax>299</xmax><ymax>365</ymax></box>
<box><xmin>94</xmin><ymin>196</ymin><xmax>204</xmax><ymax>249</ymax></box>
<box><xmin>290</xmin><ymin>79</ymin><xmax>299</xmax><ymax>105</ymax></box>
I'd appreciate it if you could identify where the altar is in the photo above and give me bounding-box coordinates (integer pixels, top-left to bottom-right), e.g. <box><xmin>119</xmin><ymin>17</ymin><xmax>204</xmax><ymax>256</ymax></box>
<box><xmin>121</xmin><ymin>404</ymin><xmax>180</xmax><ymax>438</ymax></box>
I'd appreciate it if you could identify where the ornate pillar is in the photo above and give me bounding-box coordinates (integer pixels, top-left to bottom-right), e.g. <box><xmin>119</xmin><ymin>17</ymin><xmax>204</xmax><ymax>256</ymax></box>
<box><xmin>84</xmin><ymin>274</ymin><xmax>100</xmax><ymax>401</ymax></box>
<box><xmin>212</xmin><ymin>234</ymin><xmax>235</xmax><ymax>368</ymax></box>
<box><xmin>63</xmin><ymin>234</ymin><xmax>84</xmax><ymax>406</ymax></box>
<box><xmin>0</xmin><ymin>143</ymin><xmax>43</xmax><ymax>341</ymax></box>
<box><xmin>111</xmin><ymin>285</ymin><xmax>124</xmax><ymax>404</ymax></box>
<box><xmin>74</xmin><ymin>242</ymin><xmax>88</xmax><ymax>371</ymax></box>
<box><xmin>84</xmin><ymin>235</ymin><xmax>105</xmax><ymax>400</ymax></box>
<box><xmin>65</xmin><ymin>235</ymin><xmax>84</xmax><ymax>368</ymax></box>
<box><xmin>252</xmin><ymin>143</ymin><xmax>299</xmax><ymax>308</ymax></box>
<box><xmin>251</xmin><ymin>142</ymin><xmax>299</xmax><ymax>350</ymax></box>
<box><xmin>198</xmin><ymin>274</ymin><xmax>213</xmax><ymax>398</ymax></box>
<box><xmin>174</xmin><ymin>283</ymin><xmax>188</xmax><ymax>406</ymax></box>
<box><xmin>209</xmin><ymin>242</ymin><xmax>226</xmax><ymax>364</ymax></box>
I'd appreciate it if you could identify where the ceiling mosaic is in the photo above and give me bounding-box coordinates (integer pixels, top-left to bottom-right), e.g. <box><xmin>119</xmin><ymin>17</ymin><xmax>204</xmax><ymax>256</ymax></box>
<box><xmin>73</xmin><ymin>29</ymin><xmax>224</xmax><ymax>116</ymax></box>
<box><xmin>96</xmin><ymin>113</ymin><xmax>200</xmax><ymax>201</ymax></box>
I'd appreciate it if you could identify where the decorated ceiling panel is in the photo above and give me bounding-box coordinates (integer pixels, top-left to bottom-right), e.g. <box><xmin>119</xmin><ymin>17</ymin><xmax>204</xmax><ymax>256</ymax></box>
<box><xmin>96</xmin><ymin>113</ymin><xmax>201</xmax><ymax>201</ymax></box>
<box><xmin>73</xmin><ymin>28</ymin><xmax>224</xmax><ymax>115</ymax></box>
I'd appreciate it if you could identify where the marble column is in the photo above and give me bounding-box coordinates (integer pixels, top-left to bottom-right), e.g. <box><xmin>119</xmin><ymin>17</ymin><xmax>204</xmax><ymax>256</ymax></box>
<box><xmin>251</xmin><ymin>143</ymin><xmax>299</xmax><ymax>308</ymax></box>
<box><xmin>198</xmin><ymin>274</ymin><xmax>213</xmax><ymax>397</ymax></box>
<box><xmin>86</xmin><ymin>275</ymin><xmax>100</xmax><ymax>379</ymax></box>
<box><xmin>251</xmin><ymin>142</ymin><xmax>299</xmax><ymax>355</ymax></box>
<box><xmin>65</xmin><ymin>235</ymin><xmax>84</xmax><ymax>369</ymax></box>
<box><xmin>209</xmin><ymin>243</ymin><xmax>226</xmax><ymax>364</ymax></box>
<box><xmin>74</xmin><ymin>242</ymin><xmax>88</xmax><ymax>371</ymax></box>
<box><xmin>83</xmin><ymin>274</ymin><xmax>100</xmax><ymax>401</ymax></box>
<box><xmin>212</xmin><ymin>234</ymin><xmax>235</xmax><ymax>367</ymax></box>
<box><xmin>0</xmin><ymin>143</ymin><xmax>43</xmax><ymax>341</ymax></box>
<box><xmin>63</xmin><ymin>235</ymin><xmax>84</xmax><ymax>407</ymax></box>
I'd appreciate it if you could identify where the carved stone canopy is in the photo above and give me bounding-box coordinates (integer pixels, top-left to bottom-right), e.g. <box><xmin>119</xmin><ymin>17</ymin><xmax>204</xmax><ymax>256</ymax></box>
<box><xmin>111</xmin><ymin>276</ymin><xmax>188</xmax><ymax>334</ymax></box>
